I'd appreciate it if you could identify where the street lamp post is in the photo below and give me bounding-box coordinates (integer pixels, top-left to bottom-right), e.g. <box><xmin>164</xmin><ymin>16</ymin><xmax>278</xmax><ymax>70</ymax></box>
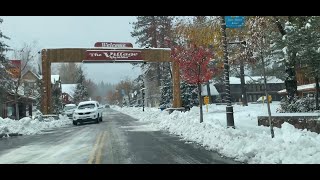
<box><xmin>221</xmin><ymin>16</ymin><xmax>235</xmax><ymax>128</ymax></box>
<box><xmin>141</xmin><ymin>80</ymin><xmax>145</xmax><ymax>112</ymax></box>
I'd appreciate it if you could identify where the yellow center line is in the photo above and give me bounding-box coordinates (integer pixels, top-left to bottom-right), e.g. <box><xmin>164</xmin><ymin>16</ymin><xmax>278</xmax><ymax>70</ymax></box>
<box><xmin>95</xmin><ymin>132</ymin><xmax>107</xmax><ymax>164</ymax></box>
<box><xmin>87</xmin><ymin>132</ymin><xmax>103</xmax><ymax>164</ymax></box>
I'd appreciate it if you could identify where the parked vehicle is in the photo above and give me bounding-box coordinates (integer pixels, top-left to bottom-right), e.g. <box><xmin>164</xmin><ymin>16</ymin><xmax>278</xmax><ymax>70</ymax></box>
<box><xmin>62</xmin><ymin>104</ymin><xmax>77</xmax><ymax>119</ymax></box>
<box><xmin>72</xmin><ymin>101</ymin><xmax>103</xmax><ymax>125</ymax></box>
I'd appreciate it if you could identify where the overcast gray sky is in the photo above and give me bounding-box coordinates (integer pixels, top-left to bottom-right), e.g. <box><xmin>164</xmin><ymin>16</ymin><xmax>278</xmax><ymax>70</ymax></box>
<box><xmin>0</xmin><ymin>16</ymin><xmax>142</xmax><ymax>84</ymax></box>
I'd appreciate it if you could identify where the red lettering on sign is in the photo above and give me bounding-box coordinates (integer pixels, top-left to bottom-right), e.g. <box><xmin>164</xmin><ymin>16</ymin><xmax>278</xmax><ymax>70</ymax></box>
<box><xmin>84</xmin><ymin>50</ymin><xmax>143</xmax><ymax>62</ymax></box>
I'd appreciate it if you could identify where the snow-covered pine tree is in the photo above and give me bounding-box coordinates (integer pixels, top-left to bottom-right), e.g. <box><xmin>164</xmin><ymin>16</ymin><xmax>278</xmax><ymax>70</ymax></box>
<box><xmin>0</xmin><ymin>23</ymin><xmax>10</xmax><ymax>82</ymax></box>
<box><xmin>131</xmin><ymin>16</ymin><xmax>175</xmax><ymax>49</ymax></box>
<box><xmin>35</xmin><ymin>76</ymin><xmax>42</xmax><ymax>110</ymax></box>
<box><xmin>277</xmin><ymin>96</ymin><xmax>316</xmax><ymax>113</ymax></box>
<box><xmin>274</xmin><ymin>22</ymin><xmax>300</xmax><ymax>102</ymax></box>
<box><xmin>0</xmin><ymin>19</ymin><xmax>9</xmax><ymax>61</ymax></box>
<box><xmin>180</xmin><ymin>81</ymin><xmax>198</xmax><ymax>110</ymax></box>
<box><xmin>51</xmin><ymin>81</ymin><xmax>62</xmax><ymax>114</ymax></box>
<box><xmin>131</xmin><ymin>16</ymin><xmax>175</xmax><ymax>106</ymax></box>
<box><xmin>159</xmin><ymin>55</ymin><xmax>174</xmax><ymax>109</ymax></box>
<box><xmin>271</xmin><ymin>16</ymin><xmax>311</xmax><ymax>102</ymax></box>
<box><xmin>73</xmin><ymin>67</ymin><xmax>89</xmax><ymax>104</ymax></box>
<box><xmin>160</xmin><ymin>80</ymin><xmax>172</xmax><ymax>109</ymax></box>
<box><xmin>0</xmin><ymin>18</ymin><xmax>11</xmax><ymax>117</ymax></box>
<box><xmin>297</xmin><ymin>16</ymin><xmax>320</xmax><ymax>110</ymax></box>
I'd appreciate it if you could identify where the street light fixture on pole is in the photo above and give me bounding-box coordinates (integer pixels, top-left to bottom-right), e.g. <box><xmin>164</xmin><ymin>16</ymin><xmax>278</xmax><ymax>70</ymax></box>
<box><xmin>221</xmin><ymin>16</ymin><xmax>235</xmax><ymax>128</ymax></box>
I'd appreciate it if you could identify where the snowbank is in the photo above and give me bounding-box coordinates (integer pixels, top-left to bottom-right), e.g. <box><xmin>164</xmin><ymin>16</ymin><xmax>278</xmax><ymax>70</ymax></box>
<box><xmin>112</xmin><ymin>103</ymin><xmax>320</xmax><ymax>164</ymax></box>
<box><xmin>0</xmin><ymin>116</ymin><xmax>72</xmax><ymax>137</ymax></box>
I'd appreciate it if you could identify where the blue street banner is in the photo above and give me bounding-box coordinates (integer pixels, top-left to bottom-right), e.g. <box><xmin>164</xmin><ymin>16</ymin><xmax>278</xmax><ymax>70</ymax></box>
<box><xmin>225</xmin><ymin>16</ymin><xmax>245</xmax><ymax>28</ymax></box>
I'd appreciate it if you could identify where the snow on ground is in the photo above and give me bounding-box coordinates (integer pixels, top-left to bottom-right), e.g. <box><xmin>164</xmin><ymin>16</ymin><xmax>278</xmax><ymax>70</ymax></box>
<box><xmin>112</xmin><ymin>102</ymin><xmax>320</xmax><ymax>164</ymax></box>
<box><xmin>0</xmin><ymin>116</ymin><xmax>72</xmax><ymax>136</ymax></box>
<box><xmin>120</xmin><ymin>125</ymin><xmax>159</xmax><ymax>132</ymax></box>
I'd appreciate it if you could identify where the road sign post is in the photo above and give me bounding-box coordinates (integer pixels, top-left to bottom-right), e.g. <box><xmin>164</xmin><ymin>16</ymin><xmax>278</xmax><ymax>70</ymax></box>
<box><xmin>225</xmin><ymin>16</ymin><xmax>245</xmax><ymax>28</ymax></box>
<box><xmin>220</xmin><ymin>16</ymin><xmax>245</xmax><ymax>128</ymax></box>
<box><xmin>204</xmin><ymin>96</ymin><xmax>209</xmax><ymax>112</ymax></box>
<box><xmin>204</xmin><ymin>96</ymin><xmax>209</xmax><ymax>104</ymax></box>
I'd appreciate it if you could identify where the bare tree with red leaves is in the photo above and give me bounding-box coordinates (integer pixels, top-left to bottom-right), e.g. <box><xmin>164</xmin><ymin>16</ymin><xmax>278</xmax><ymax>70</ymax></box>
<box><xmin>172</xmin><ymin>44</ymin><xmax>214</xmax><ymax>123</ymax></box>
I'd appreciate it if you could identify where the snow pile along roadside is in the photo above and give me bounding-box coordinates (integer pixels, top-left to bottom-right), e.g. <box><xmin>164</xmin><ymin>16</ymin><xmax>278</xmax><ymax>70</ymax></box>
<box><xmin>0</xmin><ymin>116</ymin><xmax>72</xmax><ymax>137</ymax></box>
<box><xmin>112</xmin><ymin>105</ymin><xmax>320</xmax><ymax>164</ymax></box>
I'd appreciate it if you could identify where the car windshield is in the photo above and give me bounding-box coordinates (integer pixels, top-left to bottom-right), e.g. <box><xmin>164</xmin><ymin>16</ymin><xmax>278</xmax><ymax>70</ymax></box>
<box><xmin>64</xmin><ymin>106</ymin><xmax>76</xmax><ymax>111</ymax></box>
<box><xmin>78</xmin><ymin>104</ymin><xmax>95</xmax><ymax>110</ymax></box>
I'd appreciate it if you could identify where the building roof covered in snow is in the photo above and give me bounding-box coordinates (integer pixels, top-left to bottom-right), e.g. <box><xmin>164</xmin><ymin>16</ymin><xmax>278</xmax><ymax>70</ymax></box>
<box><xmin>201</xmin><ymin>83</ymin><xmax>219</xmax><ymax>96</ymax></box>
<box><xmin>278</xmin><ymin>83</ymin><xmax>320</xmax><ymax>94</ymax></box>
<box><xmin>21</xmin><ymin>70</ymin><xmax>41</xmax><ymax>82</ymax></box>
<box><xmin>229</xmin><ymin>76</ymin><xmax>284</xmax><ymax>85</ymax></box>
<box><xmin>51</xmin><ymin>75</ymin><xmax>60</xmax><ymax>84</ymax></box>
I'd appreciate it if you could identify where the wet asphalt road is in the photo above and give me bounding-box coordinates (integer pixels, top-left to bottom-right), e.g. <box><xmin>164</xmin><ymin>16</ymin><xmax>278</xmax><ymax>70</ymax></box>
<box><xmin>0</xmin><ymin>109</ymin><xmax>240</xmax><ymax>164</ymax></box>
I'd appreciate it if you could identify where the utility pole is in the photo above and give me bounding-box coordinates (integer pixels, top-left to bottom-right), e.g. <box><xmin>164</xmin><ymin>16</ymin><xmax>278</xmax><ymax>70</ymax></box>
<box><xmin>141</xmin><ymin>80</ymin><xmax>145</xmax><ymax>112</ymax></box>
<box><xmin>221</xmin><ymin>16</ymin><xmax>235</xmax><ymax>128</ymax></box>
<box><xmin>261</xmin><ymin>38</ymin><xmax>274</xmax><ymax>138</ymax></box>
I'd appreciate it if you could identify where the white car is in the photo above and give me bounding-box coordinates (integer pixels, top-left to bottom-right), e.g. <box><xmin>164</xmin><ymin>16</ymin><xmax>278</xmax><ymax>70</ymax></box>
<box><xmin>62</xmin><ymin>104</ymin><xmax>77</xmax><ymax>119</ymax></box>
<box><xmin>72</xmin><ymin>101</ymin><xmax>103</xmax><ymax>125</ymax></box>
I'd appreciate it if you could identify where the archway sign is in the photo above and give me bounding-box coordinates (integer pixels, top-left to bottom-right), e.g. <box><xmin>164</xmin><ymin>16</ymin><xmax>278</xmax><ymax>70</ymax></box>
<box><xmin>41</xmin><ymin>42</ymin><xmax>181</xmax><ymax>114</ymax></box>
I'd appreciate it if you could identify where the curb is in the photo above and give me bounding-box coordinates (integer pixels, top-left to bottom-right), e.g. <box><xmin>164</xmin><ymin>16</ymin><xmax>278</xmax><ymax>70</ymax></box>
<box><xmin>0</xmin><ymin>133</ymin><xmax>23</xmax><ymax>138</ymax></box>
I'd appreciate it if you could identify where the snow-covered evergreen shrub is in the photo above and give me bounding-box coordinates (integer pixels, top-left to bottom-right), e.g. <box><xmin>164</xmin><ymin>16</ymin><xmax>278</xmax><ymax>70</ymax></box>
<box><xmin>277</xmin><ymin>96</ymin><xmax>317</xmax><ymax>113</ymax></box>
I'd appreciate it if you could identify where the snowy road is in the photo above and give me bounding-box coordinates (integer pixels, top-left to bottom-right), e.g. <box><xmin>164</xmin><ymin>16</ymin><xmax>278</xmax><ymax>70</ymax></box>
<box><xmin>0</xmin><ymin>109</ymin><xmax>239</xmax><ymax>164</ymax></box>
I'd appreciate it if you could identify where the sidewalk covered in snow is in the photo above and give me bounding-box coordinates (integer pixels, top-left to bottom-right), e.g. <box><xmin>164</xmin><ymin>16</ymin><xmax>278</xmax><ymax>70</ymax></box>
<box><xmin>112</xmin><ymin>103</ymin><xmax>320</xmax><ymax>164</ymax></box>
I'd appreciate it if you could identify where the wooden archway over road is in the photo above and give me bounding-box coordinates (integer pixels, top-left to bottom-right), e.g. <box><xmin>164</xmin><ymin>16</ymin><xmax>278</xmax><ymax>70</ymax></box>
<box><xmin>41</xmin><ymin>48</ymin><xmax>181</xmax><ymax>114</ymax></box>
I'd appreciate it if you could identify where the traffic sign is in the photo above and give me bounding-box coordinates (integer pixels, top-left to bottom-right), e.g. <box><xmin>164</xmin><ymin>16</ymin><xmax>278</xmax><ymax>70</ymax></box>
<box><xmin>204</xmin><ymin>96</ymin><xmax>209</xmax><ymax>105</ymax></box>
<box><xmin>225</xmin><ymin>16</ymin><xmax>245</xmax><ymax>28</ymax></box>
